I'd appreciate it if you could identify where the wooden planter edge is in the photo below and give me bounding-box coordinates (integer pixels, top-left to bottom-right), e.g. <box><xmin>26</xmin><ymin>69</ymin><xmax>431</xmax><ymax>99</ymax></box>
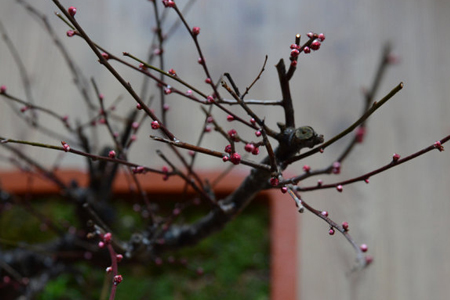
<box><xmin>0</xmin><ymin>170</ymin><xmax>298</xmax><ymax>300</ymax></box>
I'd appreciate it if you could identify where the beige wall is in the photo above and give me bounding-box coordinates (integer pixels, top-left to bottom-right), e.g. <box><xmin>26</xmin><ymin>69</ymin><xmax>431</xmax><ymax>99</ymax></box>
<box><xmin>1</xmin><ymin>1</ymin><xmax>450</xmax><ymax>299</ymax></box>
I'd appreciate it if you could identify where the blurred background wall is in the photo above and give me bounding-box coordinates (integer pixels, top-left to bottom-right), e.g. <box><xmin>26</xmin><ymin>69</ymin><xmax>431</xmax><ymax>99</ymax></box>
<box><xmin>1</xmin><ymin>0</ymin><xmax>449</xmax><ymax>299</ymax></box>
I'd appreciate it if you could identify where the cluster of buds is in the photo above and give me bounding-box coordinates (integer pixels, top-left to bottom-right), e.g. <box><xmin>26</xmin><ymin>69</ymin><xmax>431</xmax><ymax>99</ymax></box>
<box><xmin>162</xmin><ymin>166</ymin><xmax>169</xmax><ymax>181</ymax></box>
<box><xmin>303</xmin><ymin>32</ymin><xmax>325</xmax><ymax>54</ymax></box>
<box><xmin>98</xmin><ymin>232</ymin><xmax>112</xmax><ymax>248</ymax></box>
<box><xmin>331</xmin><ymin>161</ymin><xmax>341</xmax><ymax>174</ymax></box>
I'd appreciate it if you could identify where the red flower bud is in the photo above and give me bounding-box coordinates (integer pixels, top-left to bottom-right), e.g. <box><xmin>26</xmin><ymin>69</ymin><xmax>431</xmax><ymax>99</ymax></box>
<box><xmin>270</xmin><ymin>177</ymin><xmax>279</xmax><ymax>186</ymax></box>
<box><xmin>113</xmin><ymin>275</ymin><xmax>123</xmax><ymax>285</ymax></box>
<box><xmin>244</xmin><ymin>143</ymin><xmax>255</xmax><ymax>153</ymax></box>
<box><xmin>109</xmin><ymin>150</ymin><xmax>116</xmax><ymax>158</ymax></box>
<box><xmin>192</xmin><ymin>27</ymin><xmax>200</xmax><ymax>36</ymax></box>
<box><xmin>68</xmin><ymin>6</ymin><xmax>77</xmax><ymax>17</ymax></box>
<box><xmin>151</xmin><ymin>120</ymin><xmax>160</xmax><ymax>130</ymax></box>
<box><xmin>360</xmin><ymin>244</ymin><xmax>368</xmax><ymax>252</ymax></box>
<box><xmin>230</xmin><ymin>153</ymin><xmax>241</xmax><ymax>165</ymax></box>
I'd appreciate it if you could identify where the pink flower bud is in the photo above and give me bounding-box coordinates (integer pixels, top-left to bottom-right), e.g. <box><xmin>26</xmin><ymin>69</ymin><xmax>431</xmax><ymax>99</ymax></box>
<box><xmin>207</xmin><ymin>96</ymin><xmax>214</xmax><ymax>103</ymax></box>
<box><xmin>116</xmin><ymin>254</ymin><xmax>123</xmax><ymax>262</ymax></box>
<box><xmin>227</xmin><ymin>115</ymin><xmax>235</xmax><ymax>122</ymax></box>
<box><xmin>290</xmin><ymin>49</ymin><xmax>300</xmax><ymax>58</ymax></box>
<box><xmin>318</xmin><ymin>33</ymin><xmax>326</xmax><ymax>41</ymax></box>
<box><xmin>192</xmin><ymin>27</ymin><xmax>200</xmax><ymax>36</ymax></box>
<box><xmin>103</xmin><ymin>232</ymin><xmax>112</xmax><ymax>243</ymax></box>
<box><xmin>230</xmin><ymin>153</ymin><xmax>241</xmax><ymax>165</ymax></box>
<box><xmin>224</xmin><ymin>144</ymin><xmax>232</xmax><ymax>153</ymax></box>
<box><xmin>68</xmin><ymin>6</ymin><xmax>77</xmax><ymax>17</ymax></box>
<box><xmin>164</xmin><ymin>87</ymin><xmax>172</xmax><ymax>95</ymax></box>
<box><xmin>222</xmin><ymin>155</ymin><xmax>229</xmax><ymax>162</ymax></box>
<box><xmin>255</xmin><ymin>130</ymin><xmax>262</xmax><ymax>137</ymax></box>
<box><xmin>302</xmin><ymin>165</ymin><xmax>311</xmax><ymax>172</ymax></box>
<box><xmin>321</xmin><ymin>211</ymin><xmax>328</xmax><ymax>217</ymax></box>
<box><xmin>162</xmin><ymin>0</ymin><xmax>175</xmax><ymax>7</ymax></box>
<box><xmin>251</xmin><ymin>147</ymin><xmax>260</xmax><ymax>155</ymax></box>
<box><xmin>336</xmin><ymin>185</ymin><xmax>343</xmax><ymax>192</ymax></box>
<box><xmin>270</xmin><ymin>177</ymin><xmax>279</xmax><ymax>186</ymax></box>
<box><xmin>342</xmin><ymin>222</ymin><xmax>349</xmax><ymax>231</ymax></box>
<box><xmin>0</xmin><ymin>85</ymin><xmax>6</xmax><ymax>94</ymax></box>
<box><xmin>360</xmin><ymin>244</ymin><xmax>368</xmax><ymax>252</ymax></box>
<box><xmin>310</xmin><ymin>40</ymin><xmax>321</xmax><ymax>51</ymax></box>
<box><xmin>109</xmin><ymin>150</ymin><xmax>116</xmax><ymax>158</ymax></box>
<box><xmin>281</xmin><ymin>186</ymin><xmax>288</xmax><ymax>194</ymax></box>
<box><xmin>151</xmin><ymin>120</ymin><xmax>160</xmax><ymax>130</ymax></box>
<box><xmin>101</xmin><ymin>52</ymin><xmax>110</xmax><ymax>60</ymax></box>
<box><xmin>113</xmin><ymin>275</ymin><xmax>123</xmax><ymax>285</ymax></box>
<box><xmin>332</xmin><ymin>162</ymin><xmax>341</xmax><ymax>174</ymax></box>
<box><xmin>355</xmin><ymin>127</ymin><xmax>365</xmax><ymax>143</ymax></box>
<box><xmin>228</xmin><ymin>129</ymin><xmax>238</xmax><ymax>140</ymax></box>
<box><xmin>66</xmin><ymin>30</ymin><xmax>75</xmax><ymax>37</ymax></box>
<box><xmin>205</xmin><ymin>78</ymin><xmax>212</xmax><ymax>84</ymax></box>
<box><xmin>244</xmin><ymin>143</ymin><xmax>255</xmax><ymax>153</ymax></box>
<box><xmin>168</xmin><ymin>68</ymin><xmax>176</xmax><ymax>76</ymax></box>
<box><xmin>434</xmin><ymin>140</ymin><xmax>444</xmax><ymax>152</ymax></box>
<box><xmin>197</xmin><ymin>57</ymin><xmax>204</xmax><ymax>64</ymax></box>
<box><xmin>303</xmin><ymin>46</ymin><xmax>311</xmax><ymax>54</ymax></box>
<box><xmin>106</xmin><ymin>266</ymin><xmax>112</xmax><ymax>273</ymax></box>
<box><xmin>392</xmin><ymin>153</ymin><xmax>401</xmax><ymax>162</ymax></box>
<box><xmin>328</xmin><ymin>228</ymin><xmax>335</xmax><ymax>235</ymax></box>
